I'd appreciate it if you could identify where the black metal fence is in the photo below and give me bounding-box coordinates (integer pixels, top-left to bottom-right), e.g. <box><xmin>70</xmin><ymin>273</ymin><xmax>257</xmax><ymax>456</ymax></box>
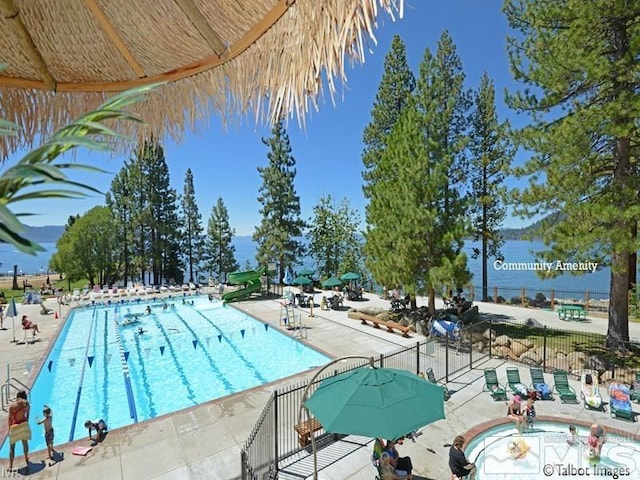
<box><xmin>487</xmin><ymin>317</ymin><xmax>640</xmax><ymax>378</ymax></box>
<box><xmin>240</xmin><ymin>322</ymin><xmax>489</xmax><ymax>479</ymax></box>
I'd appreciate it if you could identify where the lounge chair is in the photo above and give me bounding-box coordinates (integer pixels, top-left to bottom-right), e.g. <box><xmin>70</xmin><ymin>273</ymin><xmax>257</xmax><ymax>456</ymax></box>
<box><xmin>529</xmin><ymin>367</ymin><xmax>553</xmax><ymax>400</ymax></box>
<box><xmin>580</xmin><ymin>370</ymin><xmax>604</xmax><ymax>411</ymax></box>
<box><xmin>609</xmin><ymin>382</ymin><xmax>636</xmax><ymax>421</ymax></box>
<box><xmin>424</xmin><ymin>368</ymin><xmax>451</xmax><ymax>401</ymax></box>
<box><xmin>483</xmin><ymin>368</ymin><xmax>507</xmax><ymax>401</ymax></box>
<box><xmin>552</xmin><ymin>370</ymin><xmax>578</xmax><ymax>403</ymax></box>
<box><xmin>506</xmin><ymin>367</ymin><xmax>530</xmax><ymax>399</ymax></box>
<box><xmin>39</xmin><ymin>302</ymin><xmax>53</xmax><ymax>315</ymax></box>
<box><xmin>630</xmin><ymin>372</ymin><xmax>640</xmax><ymax>403</ymax></box>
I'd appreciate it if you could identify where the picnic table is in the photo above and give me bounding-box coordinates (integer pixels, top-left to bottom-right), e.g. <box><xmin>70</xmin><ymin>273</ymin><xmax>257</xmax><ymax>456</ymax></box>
<box><xmin>558</xmin><ymin>305</ymin><xmax>587</xmax><ymax>320</ymax></box>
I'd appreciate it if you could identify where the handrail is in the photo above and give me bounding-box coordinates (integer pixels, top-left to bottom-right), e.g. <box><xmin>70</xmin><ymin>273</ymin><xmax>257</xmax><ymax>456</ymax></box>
<box><xmin>68</xmin><ymin>305</ymin><xmax>97</xmax><ymax>441</ymax></box>
<box><xmin>113</xmin><ymin>307</ymin><xmax>138</xmax><ymax>423</ymax></box>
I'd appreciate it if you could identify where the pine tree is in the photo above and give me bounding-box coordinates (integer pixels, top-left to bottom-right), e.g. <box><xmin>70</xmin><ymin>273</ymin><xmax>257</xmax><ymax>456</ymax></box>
<box><xmin>205</xmin><ymin>197</ymin><xmax>239</xmax><ymax>282</ymax></box>
<box><xmin>504</xmin><ymin>0</ymin><xmax>640</xmax><ymax>350</ymax></box>
<box><xmin>253</xmin><ymin>120</ymin><xmax>306</xmax><ymax>281</ymax></box>
<box><xmin>469</xmin><ymin>73</ymin><xmax>512</xmax><ymax>301</ymax></box>
<box><xmin>365</xmin><ymin>99</ymin><xmax>467</xmax><ymax>312</ymax></box>
<box><xmin>362</xmin><ymin>35</ymin><xmax>415</xmax><ymax>199</ymax></box>
<box><xmin>413</xmin><ymin>31</ymin><xmax>472</xmax><ymax>306</ymax></box>
<box><xmin>181</xmin><ymin>168</ymin><xmax>205</xmax><ymax>283</ymax></box>
<box><xmin>111</xmin><ymin>140</ymin><xmax>183</xmax><ymax>285</ymax></box>
<box><xmin>107</xmin><ymin>168</ymin><xmax>134</xmax><ymax>286</ymax></box>
<box><xmin>307</xmin><ymin>195</ymin><xmax>362</xmax><ymax>279</ymax></box>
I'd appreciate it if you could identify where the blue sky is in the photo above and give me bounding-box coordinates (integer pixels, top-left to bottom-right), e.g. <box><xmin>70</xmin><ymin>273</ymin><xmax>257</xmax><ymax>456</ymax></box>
<box><xmin>8</xmin><ymin>0</ymin><xmax>533</xmax><ymax>236</ymax></box>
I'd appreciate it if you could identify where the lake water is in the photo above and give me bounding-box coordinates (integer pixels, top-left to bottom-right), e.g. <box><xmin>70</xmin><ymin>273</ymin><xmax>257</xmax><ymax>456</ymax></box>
<box><xmin>0</xmin><ymin>238</ymin><xmax>611</xmax><ymax>298</ymax></box>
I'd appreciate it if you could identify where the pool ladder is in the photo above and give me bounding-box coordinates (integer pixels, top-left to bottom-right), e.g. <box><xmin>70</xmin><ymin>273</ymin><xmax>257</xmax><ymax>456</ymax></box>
<box><xmin>1</xmin><ymin>377</ymin><xmax>30</xmax><ymax>412</ymax></box>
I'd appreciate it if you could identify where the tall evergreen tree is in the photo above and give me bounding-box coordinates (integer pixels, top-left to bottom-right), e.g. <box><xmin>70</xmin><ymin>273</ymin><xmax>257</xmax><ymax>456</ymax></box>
<box><xmin>362</xmin><ymin>35</ymin><xmax>416</xmax><ymax>199</ymax></box>
<box><xmin>307</xmin><ymin>195</ymin><xmax>362</xmax><ymax>279</ymax></box>
<box><xmin>253</xmin><ymin>120</ymin><xmax>306</xmax><ymax>281</ymax></box>
<box><xmin>107</xmin><ymin>168</ymin><xmax>133</xmax><ymax>286</ymax></box>
<box><xmin>205</xmin><ymin>197</ymin><xmax>239</xmax><ymax>282</ymax></box>
<box><xmin>365</xmin><ymin>99</ymin><xmax>468</xmax><ymax>312</ymax></box>
<box><xmin>469</xmin><ymin>73</ymin><xmax>512</xmax><ymax>301</ymax></box>
<box><xmin>181</xmin><ymin>168</ymin><xmax>205</xmax><ymax>283</ymax></box>
<box><xmin>110</xmin><ymin>140</ymin><xmax>183</xmax><ymax>285</ymax></box>
<box><xmin>414</xmin><ymin>31</ymin><xmax>472</xmax><ymax>304</ymax></box>
<box><xmin>504</xmin><ymin>0</ymin><xmax>640</xmax><ymax>350</ymax></box>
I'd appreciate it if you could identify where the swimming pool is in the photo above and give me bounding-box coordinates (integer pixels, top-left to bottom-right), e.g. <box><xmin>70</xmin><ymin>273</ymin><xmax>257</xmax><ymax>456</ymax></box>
<box><xmin>466</xmin><ymin>421</ymin><xmax>639</xmax><ymax>479</ymax></box>
<box><xmin>1</xmin><ymin>296</ymin><xmax>329</xmax><ymax>458</ymax></box>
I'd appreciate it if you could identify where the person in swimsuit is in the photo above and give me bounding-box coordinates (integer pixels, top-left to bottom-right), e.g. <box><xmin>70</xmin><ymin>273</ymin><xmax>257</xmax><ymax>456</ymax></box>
<box><xmin>507</xmin><ymin>395</ymin><xmax>525</xmax><ymax>431</ymax></box>
<box><xmin>8</xmin><ymin>390</ymin><xmax>31</xmax><ymax>472</ymax></box>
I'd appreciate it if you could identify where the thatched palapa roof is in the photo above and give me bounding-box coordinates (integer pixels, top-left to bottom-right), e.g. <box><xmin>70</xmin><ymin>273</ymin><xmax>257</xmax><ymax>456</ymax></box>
<box><xmin>0</xmin><ymin>0</ymin><xmax>404</xmax><ymax>157</ymax></box>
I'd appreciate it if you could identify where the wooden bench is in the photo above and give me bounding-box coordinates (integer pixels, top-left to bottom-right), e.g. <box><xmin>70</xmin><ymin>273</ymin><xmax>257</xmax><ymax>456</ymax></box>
<box><xmin>294</xmin><ymin>417</ymin><xmax>323</xmax><ymax>446</ymax></box>
<box><xmin>348</xmin><ymin>312</ymin><xmax>411</xmax><ymax>338</ymax></box>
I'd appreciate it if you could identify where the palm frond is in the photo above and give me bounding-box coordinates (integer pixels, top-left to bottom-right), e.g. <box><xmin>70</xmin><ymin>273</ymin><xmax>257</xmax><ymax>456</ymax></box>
<box><xmin>1</xmin><ymin>83</ymin><xmax>161</xmax><ymax>254</ymax></box>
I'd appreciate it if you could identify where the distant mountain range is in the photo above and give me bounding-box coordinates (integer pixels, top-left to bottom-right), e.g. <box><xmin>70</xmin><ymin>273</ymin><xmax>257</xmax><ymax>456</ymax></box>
<box><xmin>27</xmin><ymin>217</ymin><xmax>548</xmax><ymax>245</ymax></box>
<box><xmin>25</xmin><ymin>225</ymin><xmax>65</xmax><ymax>243</ymax></box>
<box><xmin>500</xmin><ymin>216</ymin><xmax>553</xmax><ymax>240</ymax></box>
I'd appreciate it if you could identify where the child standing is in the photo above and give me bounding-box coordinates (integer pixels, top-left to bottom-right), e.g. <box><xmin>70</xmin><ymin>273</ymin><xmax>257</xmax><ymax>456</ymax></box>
<box><xmin>525</xmin><ymin>397</ymin><xmax>536</xmax><ymax>428</ymax></box>
<box><xmin>36</xmin><ymin>405</ymin><xmax>55</xmax><ymax>462</ymax></box>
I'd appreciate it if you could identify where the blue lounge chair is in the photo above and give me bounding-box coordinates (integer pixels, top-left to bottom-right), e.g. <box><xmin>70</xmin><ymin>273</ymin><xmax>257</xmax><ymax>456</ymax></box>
<box><xmin>609</xmin><ymin>382</ymin><xmax>636</xmax><ymax>421</ymax></box>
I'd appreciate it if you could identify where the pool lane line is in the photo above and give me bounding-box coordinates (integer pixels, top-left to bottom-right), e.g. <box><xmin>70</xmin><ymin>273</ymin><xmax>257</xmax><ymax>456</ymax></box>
<box><xmin>191</xmin><ymin>308</ymin><xmax>268</xmax><ymax>385</ymax></box>
<box><xmin>148</xmin><ymin>314</ymin><xmax>198</xmax><ymax>405</ymax></box>
<box><xmin>68</xmin><ymin>305</ymin><xmax>98</xmax><ymax>442</ymax></box>
<box><xmin>131</xmin><ymin>326</ymin><xmax>158</xmax><ymax>418</ymax></box>
<box><xmin>113</xmin><ymin>309</ymin><xmax>139</xmax><ymax>424</ymax></box>
<box><xmin>172</xmin><ymin>311</ymin><xmax>235</xmax><ymax>393</ymax></box>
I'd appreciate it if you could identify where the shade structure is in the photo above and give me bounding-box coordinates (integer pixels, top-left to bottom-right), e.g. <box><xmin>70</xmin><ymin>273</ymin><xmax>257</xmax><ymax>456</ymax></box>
<box><xmin>292</xmin><ymin>275</ymin><xmax>312</xmax><ymax>286</ymax></box>
<box><xmin>0</xmin><ymin>0</ymin><xmax>404</xmax><ymax>157</ymax></box>
<box><xmin>298</xmin><ymin>268</ymin><xmax>314</xmax><ymax>277</ymax></box>
<box><xmin>7</xmin><ymin>297</ymin><xmax>19</xmax><ymax>343</ymax></box>
<box><xmin>305</xmin><ymin>367</ymin><xmax>445</xmax><ymax>440</ymax></box>
<box><xmin>340</xmin><ymin>272</ymin><xmax>360</xmax><ymax>281</ymax></box>
<box><xmin>321</xmin><ymin>277</ymin><xmax>343</xmax><ymax>288</ymax></box>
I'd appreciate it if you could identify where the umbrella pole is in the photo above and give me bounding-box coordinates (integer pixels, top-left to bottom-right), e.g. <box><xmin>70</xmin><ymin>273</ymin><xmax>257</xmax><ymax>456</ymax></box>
<box><xmin>11</xmin><ymin>315</ymin><xmax>17</xmax><ymax>343</ymax></box>
<box><xmin>297</xmin><ymin>355</ymin><xmax>375</xmax><ymax>480</ymax></box>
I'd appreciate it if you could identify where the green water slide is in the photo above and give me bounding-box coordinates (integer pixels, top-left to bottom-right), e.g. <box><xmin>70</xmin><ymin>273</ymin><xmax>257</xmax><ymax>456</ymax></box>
<box><xmin>222</xmin><ymin>267</ymin><xmax>266</xmax><ymax>302</ymax></box>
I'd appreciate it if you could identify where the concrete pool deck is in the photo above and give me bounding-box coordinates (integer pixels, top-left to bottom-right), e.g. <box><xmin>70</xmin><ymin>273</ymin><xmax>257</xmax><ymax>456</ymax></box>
<box><xmin>1</xmin><ymin>291</ymin><xmax>639</xmax><ymax>479</ymax></box>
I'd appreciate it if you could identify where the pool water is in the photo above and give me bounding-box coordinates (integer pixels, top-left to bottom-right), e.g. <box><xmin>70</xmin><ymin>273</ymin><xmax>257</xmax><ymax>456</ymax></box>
<box><xmin>466</xmin><ymin>421</ymin><xmax>639</xmax><ymax>479</ymax></box>
<box><xmin>1</xmin><ymin>296</ymin><xmax>329</xmax><ymax>458</ymax></box>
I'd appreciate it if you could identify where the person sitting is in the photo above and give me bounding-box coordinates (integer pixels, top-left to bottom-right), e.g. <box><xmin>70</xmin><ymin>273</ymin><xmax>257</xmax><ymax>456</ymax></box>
<box><xmin>384</xmin><ymin>439</ymin><xmax>413</xmax><ymax>478</ymax></box>
<box><xmin>449</xmin><ymin>435</ymin><xmax>476</xmax><ymax>480</ymax></box>
<box><xmin>525</xmin><ymin>397</ymin><xmax>536</xmax><ymax>428</ymax></box>
<box><xmin>84</xmin><ymin>419</ymin><xmax>108</xmax><ymax>442</ymax></box>
<box><xmin>320</xmin><ymin>296</ymin><xmax>329</xmax><ymax>310</ymax></box>
<box><xmin>507</xmin><ymin>395</ymin><xmax>525</xmax><ymax>431</ymax></box>
<box><xmin>380</xmin><ymin>451</ymin><xmax>411</xmax><ymax>479</ymax></box>
<box><xmin>21</xmin><ymin>315</ymin><xmax>40</xmax><ymax>335</ymax></box>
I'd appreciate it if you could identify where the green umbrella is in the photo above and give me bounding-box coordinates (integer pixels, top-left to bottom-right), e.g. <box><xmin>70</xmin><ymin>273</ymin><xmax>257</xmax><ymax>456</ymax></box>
<box><xmin>340</xmin><ymin>272</ymin><xmax>360</xmax><ymax>281</ymax></box>
<box><xmin>298</xmin><ymin>268</ymin><xmax>315</xmax><ymax>276</ymax></box>
<box><xmin>304</xmin><ymin>367</ymin><xmax>445</xmax><ymax>440</ymax></box>
<box><xmin>321</xmin><ymin>277</ymin><xmax>343</xmax><ymax>288</ymax></box>
<box><xmin>292</xmin><ymin>275</ymin><xmax>313</xmax><ymax>286</ymax></box>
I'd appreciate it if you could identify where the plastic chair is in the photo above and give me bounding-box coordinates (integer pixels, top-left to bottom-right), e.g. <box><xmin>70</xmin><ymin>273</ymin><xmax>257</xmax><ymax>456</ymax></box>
<box><xmin>483</xmin><ymin>368</ymin><xmax>507</xmax><ymax>401</ymax></box>
<box><xmin>529</xmin><ymin>367</ymin><xmax>553</xmax><ymax>400</ymax></box>
<box><xmin>506</xmin><ymin>367</ymin><xmax>529</xmax><ymax>398</ymax></box>
<box><xmin>552</xmin><ymin>370</ymin><xmax>578</xmax><ymax>403</ymax></box>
